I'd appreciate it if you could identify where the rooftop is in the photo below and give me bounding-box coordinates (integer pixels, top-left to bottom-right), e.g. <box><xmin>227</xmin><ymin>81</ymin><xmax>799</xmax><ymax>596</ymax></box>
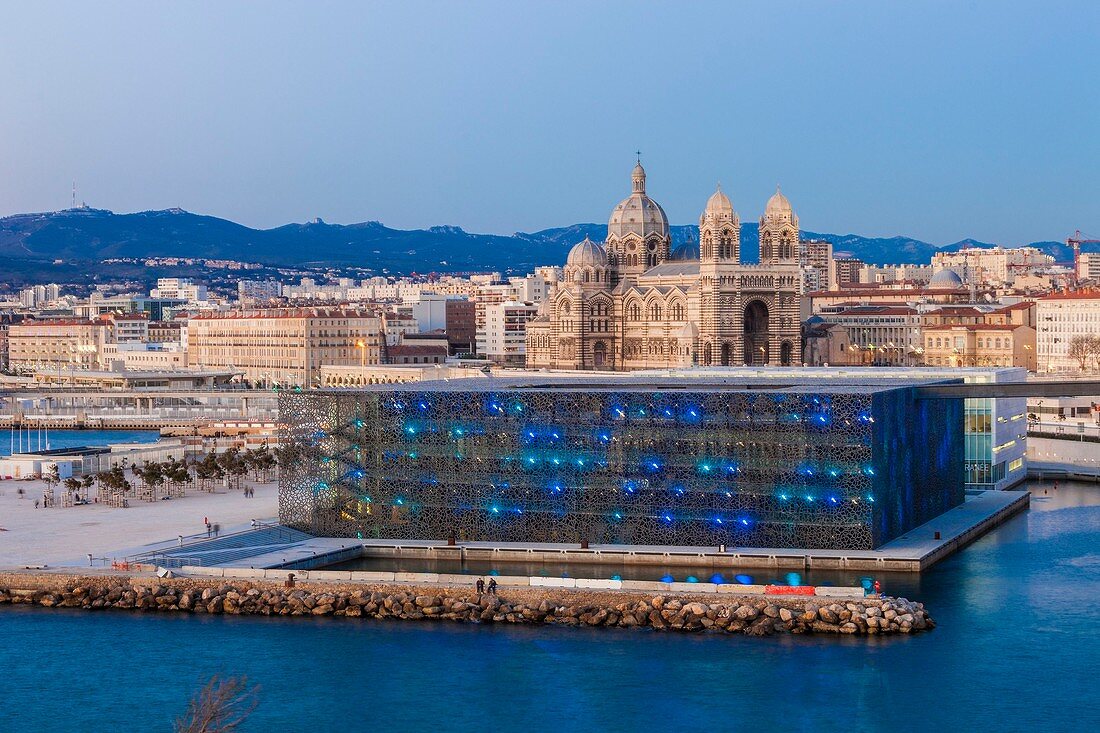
<box><xmin>311</xmin><ymin>372</ymin><xmax>959</xmax><ymax>396</ymax></box>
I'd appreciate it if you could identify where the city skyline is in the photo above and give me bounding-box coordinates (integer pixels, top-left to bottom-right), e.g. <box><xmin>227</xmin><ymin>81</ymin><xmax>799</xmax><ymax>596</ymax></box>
<box><xmin>1</xmin><ymin>1</ymin><xmax>1098</xmax><ymax>246</ymax></box>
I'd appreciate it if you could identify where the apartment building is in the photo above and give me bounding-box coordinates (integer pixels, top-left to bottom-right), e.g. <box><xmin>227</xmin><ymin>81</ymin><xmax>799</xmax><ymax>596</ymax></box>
<box><xmin>6</xmin><ymin>320</ymin><xmax>107</xmax><ymax>373</ymax></box>
<box><xmin>478</xmin><ymin>301</ymin><xmax>539</xmax><ymax>365</ymax></box>
<box><xmin>186</xmin><ymin>308</ymin><xmax>383</xmax><ymax>386</ymax></box>
<box><xmin>1037</xmin><ymin>289</ymin><xmax>1100</xmax><ymax>373</ymax></box>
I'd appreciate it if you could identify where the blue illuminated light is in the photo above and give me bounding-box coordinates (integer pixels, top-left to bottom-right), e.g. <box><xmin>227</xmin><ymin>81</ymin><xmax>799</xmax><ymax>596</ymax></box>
<box><xmin>735</xmin><ymin>574</ymin><xmax>754</xmax><ymax>585</ymax></box>
<box><xmin>660</xmin><ymin>574</ymin><xmax>675</xmax><ymax>583</ymax></box>
<box><xmin>661</xmin><ymin>513</ymin><xmax>673</xmax><ymax>523</ymax></box>
<box><xmin>804</xmin><ymin>494</ymin><xmax>815</xmax><ymax>502</ymax></box>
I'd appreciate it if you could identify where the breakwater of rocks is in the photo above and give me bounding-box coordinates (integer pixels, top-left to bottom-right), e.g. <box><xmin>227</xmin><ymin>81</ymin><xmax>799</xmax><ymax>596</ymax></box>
<box><xmin>0</xmin><ymin>573</ymin><xmax>934</xmax><ymax>636</ymax></box>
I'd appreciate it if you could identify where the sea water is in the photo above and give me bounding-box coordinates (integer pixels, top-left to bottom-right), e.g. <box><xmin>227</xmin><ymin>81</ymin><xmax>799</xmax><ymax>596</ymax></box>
<box><xmin>1</xmin><ymin>429</ymin><xmax>160</xmax><ymax>457</ymax></box>
<box><xmin>1</xmin><ymin>481</ymin><xmax>1097</xmax><ymax>732</ymax></box>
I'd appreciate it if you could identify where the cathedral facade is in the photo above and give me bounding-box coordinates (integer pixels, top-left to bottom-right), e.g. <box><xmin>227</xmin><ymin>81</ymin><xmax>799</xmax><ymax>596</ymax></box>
<box><xmin>526</xmin><ymin>163</ymin><xmax>803</xmax><ymax>371</ymax></box>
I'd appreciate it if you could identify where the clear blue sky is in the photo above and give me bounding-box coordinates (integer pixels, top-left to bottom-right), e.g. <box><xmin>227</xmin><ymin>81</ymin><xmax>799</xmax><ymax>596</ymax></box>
<box><xmin>1</xmin><ymin>1</ymin><xmax>1097</xmax><ymax>245</ymax></box>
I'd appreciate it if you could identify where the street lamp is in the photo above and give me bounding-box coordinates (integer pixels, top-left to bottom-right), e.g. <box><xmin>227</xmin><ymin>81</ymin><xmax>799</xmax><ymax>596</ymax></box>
<box><xmin>355</xmin><ymin>340</ymin><xmax>367</xmax><ymax>367</ymax></box>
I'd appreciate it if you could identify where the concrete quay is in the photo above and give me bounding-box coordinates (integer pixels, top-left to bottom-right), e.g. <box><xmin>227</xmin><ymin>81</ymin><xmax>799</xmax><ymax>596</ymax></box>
<box><xmin>191</xmin><ymin>489</ymin><xmax>1029</xmax><ymax>574</ymax></box>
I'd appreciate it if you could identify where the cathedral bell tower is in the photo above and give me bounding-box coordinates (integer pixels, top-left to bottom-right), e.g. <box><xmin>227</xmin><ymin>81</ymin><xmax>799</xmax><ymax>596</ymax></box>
<box><xmin>698</xmin><ymin>185</ymin><xmax>741</xmax><ymax>366</ymax></box>
<box><xmin>759</xmin><ymin>186</ymin><xmax>799</xmax><ymax>265</ymax></box>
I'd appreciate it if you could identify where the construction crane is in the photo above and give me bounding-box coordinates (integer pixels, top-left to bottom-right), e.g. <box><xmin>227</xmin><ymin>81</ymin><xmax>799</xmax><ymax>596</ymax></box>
<box><xmin>1067</xmin><ymin>230</ymin><xmax>1100</xmax><ymax>283</ymax></box>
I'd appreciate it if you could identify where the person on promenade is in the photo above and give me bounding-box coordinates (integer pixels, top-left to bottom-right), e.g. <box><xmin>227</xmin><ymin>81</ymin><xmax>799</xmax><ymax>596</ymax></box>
<box><xmin>178</xmin><ymin>535</ymin><xmax>184</xmax><ymax>547</ymax></box>
<box><xmin>250</xmin><ymin>519</ymin><xmax>257</xmax><ymax>529</ymax></box>
<box><xmin>206</xmin><ymin>522</ymin><xmax>212</xmax><ymax>538</ymax></box>
<box><xmin>213</xmin><ymin>523</ymin><xmax>220</xmax><ymax>538</ymax></box>
<box><xmin>475</xmin><ymin>578</ymin><xmax>485</xmax><ymax>594</ymax></box>
<box><xmin>488</xmin><ymin>578</ymin><xmax>497</xmax><ymax>595</ymax></box>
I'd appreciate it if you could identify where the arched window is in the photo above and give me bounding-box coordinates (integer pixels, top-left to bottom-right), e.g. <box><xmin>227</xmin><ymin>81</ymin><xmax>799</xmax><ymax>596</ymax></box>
<box><xmin>629</xmin><ymin>303</ymin><xmax>641</xmax><ymax>320</ymax></box>
<box><xmin>648</xmin><ymin>303</ymin><xmax>662</xmax><ymax>321</ymax></box>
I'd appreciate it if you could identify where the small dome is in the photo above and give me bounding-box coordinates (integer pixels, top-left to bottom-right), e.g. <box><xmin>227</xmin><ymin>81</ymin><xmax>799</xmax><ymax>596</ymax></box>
<box><xmin>929</xmin><ymin>269</ymin><xmax>964</xmax><ymax>288</ymax></box>
<box><xmin>566</xmin><ymin>236</ymin><xmax>607</xmax><ymax>267</ymax></box>
<box><xmin>705</xmin><ymin>185</ymin><xmax>734</xmax><ymax>215</ymax></box>
<box><xmin>765</xmin><ymin>185</ymin><xmax>792</xmax><ymax>215</ymax></box>
<box><xmin>670</xmin><ymin>240</ymin><xmax>700</xmax><ymax>261</ymax></box>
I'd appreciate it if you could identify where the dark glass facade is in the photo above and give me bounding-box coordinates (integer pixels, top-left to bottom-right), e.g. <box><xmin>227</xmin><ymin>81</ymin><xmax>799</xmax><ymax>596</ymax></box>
<box><xmin>280</xmin><ymin>381</ymin><xmax>964</xmax><ymax>550</ymax></box>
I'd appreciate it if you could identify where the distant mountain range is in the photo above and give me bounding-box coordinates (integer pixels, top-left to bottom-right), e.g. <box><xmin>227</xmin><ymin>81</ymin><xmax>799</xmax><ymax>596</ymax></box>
<box><xmin>0</xmin><ymin>206</ymin><xmax>1088</xmax><ymax>276</ymax></box>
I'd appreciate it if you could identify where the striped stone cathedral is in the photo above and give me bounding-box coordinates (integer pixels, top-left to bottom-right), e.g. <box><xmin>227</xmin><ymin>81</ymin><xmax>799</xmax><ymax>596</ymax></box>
<box><xmin>525</xmin><ymin>162</ymin><xmax>803</xmax><ymax>370</ymax></box>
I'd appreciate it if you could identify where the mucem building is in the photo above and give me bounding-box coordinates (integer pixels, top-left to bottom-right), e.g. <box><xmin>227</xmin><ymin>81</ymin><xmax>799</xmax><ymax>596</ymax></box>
<box><xmin>280</xmin><ymin>376</ymin><xmax>964</xmax><ymax>550</ymax></box>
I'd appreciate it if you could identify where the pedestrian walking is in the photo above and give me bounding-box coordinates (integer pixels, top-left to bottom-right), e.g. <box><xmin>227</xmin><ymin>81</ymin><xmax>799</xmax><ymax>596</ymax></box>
<box><xmin>488</xmin><ymin>578</ymin><xmax>498</xmax><ymax>595</ymax></box>
<box><xmin>206</xmin><ymin>522</ymin><xmax>212</xmax><ymax>538</ymax></box>
<box><xmin>213</xmin><ymin>523</ymin><xmax>220</xmax><ymax>538</ymax></box>
<box><xmin>250</xmin><ymin>518</ymin><xmax>257</xmax><ymax>529</ymax></box>
<box><xmin>475</xmin><ymin>577</ymin><xmax>485</xmax><ymax>594</ymax></box>
<box><xmin>178</xmin><ymin>535</ymin><xmax>184</xmax><ymax>547</ymax></box>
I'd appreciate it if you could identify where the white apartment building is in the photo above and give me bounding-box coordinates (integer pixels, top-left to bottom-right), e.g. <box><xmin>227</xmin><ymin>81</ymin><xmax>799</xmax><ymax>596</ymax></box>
<box><xmin>238</xmin><ymin>280</ymin><xmax>283</xmax><ymax>302</ymax></box>
<box><xmin>1037</xmin><ymin>289</ymin><xmax>1100</xmax><ymax>372</ymax></box>
<box><xmin>859</xmin><ymin>264</ymin><xmax>934</xmax><ymax>284</ymax></box>
<box><xmin>478</xmin><ymin>301</ymin><xmax>539</xmax><ymax>365</ymax></box>
<box><xmin>151</xmin><ymin>278</ymin><xmax>208</xmax><ymax>302</ymax></box>
<box><xmin>1078</xmin><ymin>253</ymin><xmax>1100</xmax><ymax>283</ymax></box>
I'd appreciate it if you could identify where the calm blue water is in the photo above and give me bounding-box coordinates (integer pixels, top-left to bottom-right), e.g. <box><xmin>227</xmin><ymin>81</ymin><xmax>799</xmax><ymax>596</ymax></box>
<box><xmin>1</xmin><ymin>481</ymin><xmax>1098</xmax><ymax>733</ymax></box>
<box><xmin>0</xmin><ymin>429</ymin><xmax>159</xmax><ymax>457</ymax></box>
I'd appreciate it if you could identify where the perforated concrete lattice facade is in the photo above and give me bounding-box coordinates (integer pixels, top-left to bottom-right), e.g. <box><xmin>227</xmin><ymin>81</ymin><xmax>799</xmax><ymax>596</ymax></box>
<box><xmin>279</xmin><ymin>377</ymin><xmax>964</xmax><ymax>550</ymax></box>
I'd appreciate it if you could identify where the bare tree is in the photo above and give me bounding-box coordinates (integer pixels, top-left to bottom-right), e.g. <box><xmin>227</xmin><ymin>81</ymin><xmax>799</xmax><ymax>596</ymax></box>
<box><xmin>174</xmin><ymin>676</ymin><xmax>259</xmax><ymax>733</ymax></box>
<box><xmin>1068</xmin><ymin>334</ymin><xmax>1094</xmax><ymax>371</ymax></box>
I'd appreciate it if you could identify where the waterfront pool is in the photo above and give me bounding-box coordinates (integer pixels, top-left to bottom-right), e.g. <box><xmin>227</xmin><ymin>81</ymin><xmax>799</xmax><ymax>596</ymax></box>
<box><xmin>1</xmin><ymin>480</ymin><xmax>1098</xmax><ymax>732</ymax></box>
<box><xmin>1</xmin><ymin>428</ymin><xmax>160</xmax><ymax>457</ymax></box>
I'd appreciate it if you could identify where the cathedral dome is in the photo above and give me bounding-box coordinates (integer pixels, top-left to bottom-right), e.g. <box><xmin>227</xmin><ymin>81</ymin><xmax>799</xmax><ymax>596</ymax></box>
<box><xmin>670</xmin><ymin>240</ymin><xmax>700</xmax><ymax>261</ymax></box>
<box><xmin>929</xmin><ymin>269</ymin><xmax>964</xmax><ymax>288</ymax></box>
<box><xmin>765</xmin><ymin>186</ymin><xmax>792</xmax><ymax>215</ymax></box>
<box><xmin>607</xmin><ymin>162</ymin><xmax>670</xmax><ymax>239</ymax></box>
<box><xmin>705</xmin><ymin>185</ymin><xmax>734</xmax><ymax>216</ymax></box>
<box><xmin>566</xmin><ymin>236</ymin><xmax>608</xmax><ymax>267</ymax></box>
